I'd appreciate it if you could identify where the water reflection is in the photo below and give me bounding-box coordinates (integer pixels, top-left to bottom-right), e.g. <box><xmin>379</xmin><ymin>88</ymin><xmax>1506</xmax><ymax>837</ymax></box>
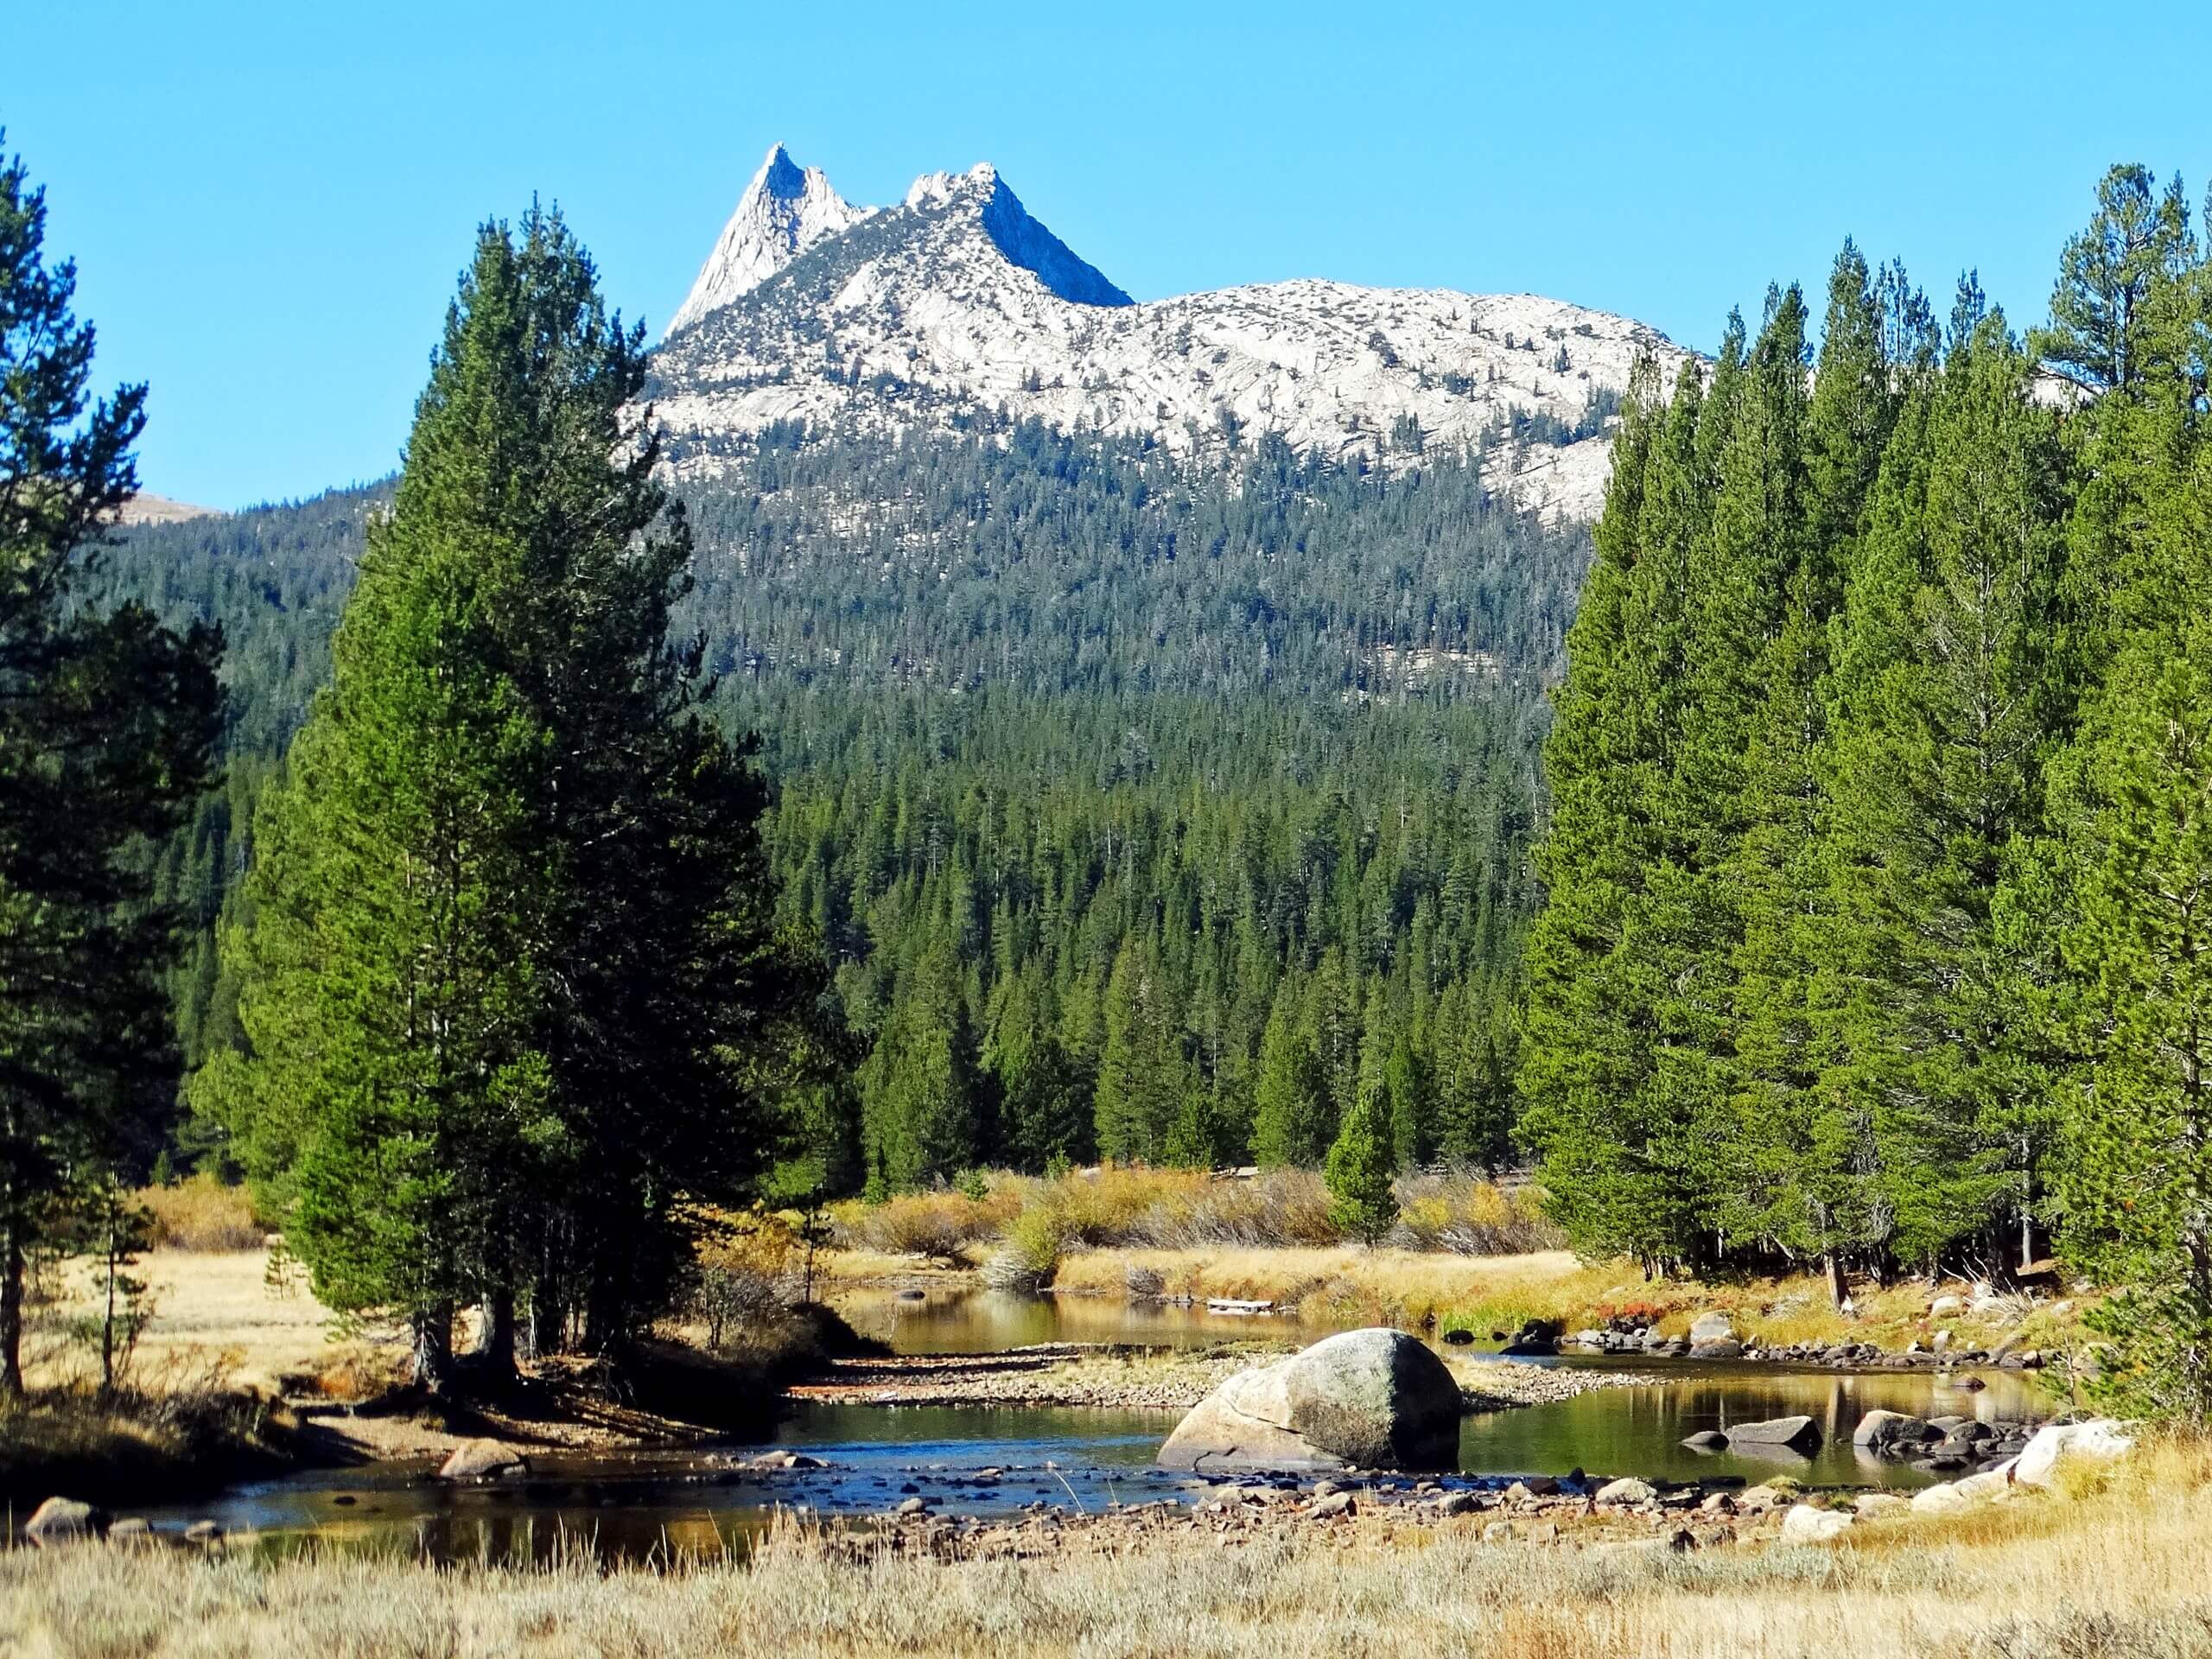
<box><xmin>127</xmin><ymin>1288</ymin><xmax>2057</xmax><ymax>1561</ymax></box>
<box><xmin>832</xmin><ymin>1286</ymin><xmax>1309</xmax><ymax>1352</ymax></box>
<box><xmin>1460</xmin><ymin>1366</ymin><xmax>2048</xmax><ymax>1489</ymax></box>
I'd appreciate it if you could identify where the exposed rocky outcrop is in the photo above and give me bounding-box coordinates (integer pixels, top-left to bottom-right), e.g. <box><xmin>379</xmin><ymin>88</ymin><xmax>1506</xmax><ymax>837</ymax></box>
<box><xmin>651</xmin><ymin>148</ymin><xmax>1694</xmax><ymax>522</ymax></box>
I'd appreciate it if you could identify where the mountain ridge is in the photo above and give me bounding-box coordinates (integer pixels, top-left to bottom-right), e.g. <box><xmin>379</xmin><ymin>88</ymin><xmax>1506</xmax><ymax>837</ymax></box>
<box><xmin>648</xmin><ymin>146</ymin><xmax>1696</xmax><ymax>520</ymax></box>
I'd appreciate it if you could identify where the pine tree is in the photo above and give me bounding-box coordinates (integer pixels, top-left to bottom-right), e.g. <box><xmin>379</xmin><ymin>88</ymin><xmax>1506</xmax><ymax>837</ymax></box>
<box><xmin>2056</xmin><ymin>624</ymin><xmax>2212</xmax><ymax>1415</ymax></box>
<box><xmin>0</xmin><ymin>139</ymin><xmax>224</xmax><ymax>1394</ymax></box>
<box><xmin>861</xmin><ymin>936</ymin><xmax>981</xmax><ymax>1189</ymax></box>
<box><xmin>1251</xmin><ymin>976</ymin><xmax>1330</xmax><ymax>1166</ymax></box>
<box><xmin>1094</xmin><ymin>940</ymin><xmax>1185</xmax><ymax>1162</ymax></box>
<box><xmin>1324</xmin><ymin>1087</ymin><xmax>1400</xmax><ymax>1247</ymax></box>
<box><xmin>217</xmin><ymin>208</ymin><xmax>832</xmax><ymax>1376</ymax></box>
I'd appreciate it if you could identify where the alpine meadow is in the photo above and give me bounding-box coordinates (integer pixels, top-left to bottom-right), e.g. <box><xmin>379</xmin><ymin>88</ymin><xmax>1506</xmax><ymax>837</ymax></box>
<box><xmin>10</xmin><ymin>16</ymin><xmax>2212</xmax><ymax>1649</ymax></box>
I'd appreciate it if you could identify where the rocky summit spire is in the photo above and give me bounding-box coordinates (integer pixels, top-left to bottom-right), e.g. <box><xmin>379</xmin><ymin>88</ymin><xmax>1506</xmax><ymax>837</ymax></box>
<box><xmin>903</xmin><ymin>163</ymin><xmax>1130</xmax><ymax>308</ymax></box>
<box><xmin>665</xmin><ymin>143</ymin><xmax>868</xmax><ymax>337</ymax></box>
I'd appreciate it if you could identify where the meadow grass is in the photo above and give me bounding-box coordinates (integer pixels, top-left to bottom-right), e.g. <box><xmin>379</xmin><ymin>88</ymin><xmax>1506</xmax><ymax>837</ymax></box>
<box><xmin>4</xmin><ymin>1440</ymin><xmax>2208</xmax><ymax>1656</ymax></box>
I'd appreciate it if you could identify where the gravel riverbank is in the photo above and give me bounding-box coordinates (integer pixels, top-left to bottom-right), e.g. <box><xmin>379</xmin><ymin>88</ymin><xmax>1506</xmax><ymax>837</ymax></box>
<box><xmin>785</xmin><ymin>1343</ymin><xmax>1656</xmax><ymax>1413</ymax></box>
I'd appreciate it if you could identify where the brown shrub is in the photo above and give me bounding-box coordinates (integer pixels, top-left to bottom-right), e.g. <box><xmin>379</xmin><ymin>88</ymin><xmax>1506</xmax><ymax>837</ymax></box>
<box><xmin>135</xmin><ymin>1174</ymin><xmax>263</xmax><ymax>1251</ymax></box>
<box><xmin>1389</xmin><ymin>1169</ymin><xmax>1563</xmax><ymax>1255</ymax></box>
<box><xmin>830</xmin><ymin>1183</ymin><xmax>1024</xmax><ymax>1261</ymax></box>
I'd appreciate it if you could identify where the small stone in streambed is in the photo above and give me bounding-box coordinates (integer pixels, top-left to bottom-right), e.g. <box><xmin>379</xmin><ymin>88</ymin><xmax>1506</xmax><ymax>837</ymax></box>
<box><xmin>1682</xmin><ymin>1430</ymin><xmax>1729</xmax><ymax>1451</ymax></box>
<box><xmin>24</xmin><ymin>1498</ymin><xmax>108</xmax><ymax>1547</ymax></box>
<box><xmin>438</xmin><ymin>1440</ymin><xmax>528</xmax><ymax>1482</ymax></box>
<box><xmin>895</xmin><ymin>1497</ymin><xmax>931</xmax><ymax>1516</ymax></box>
<box><xmin>183</xmin><ymin>1521</ymin><xmax>224</xmax><ymax>1546</ymax></box>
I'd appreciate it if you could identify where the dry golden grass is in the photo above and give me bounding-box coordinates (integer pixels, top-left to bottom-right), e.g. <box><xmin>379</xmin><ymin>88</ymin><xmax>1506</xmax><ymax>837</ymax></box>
<box><xmin>1049</xmin><ymin>1244</ymin><xmax>1588</xmax><ymax>1330</ymax></box>
<box><xmin>134</xmin><ymin>1175</ymin><xmax>264</xmax><ymax>1252</ymax></box>
<box><xmin>1044</xmin><ymin>1244</ymin><xmax>2092</xmax><ymax>1356</ymax></box>
<box><xmin>31</xmin><ymin>1249</ymin><xmax>359</xmax><ymax>1402</ymax></box>
<box><xmin>826</xmin><ymin>1167</ymin><xmax>1558</xmax><ymax>1284</ymax></box>
<box><xmin>830</xmin><ymin>1181</ymin><xmax>1026</xmax><ymax>1260</ymax></box>
<box><xmin>5</xmin><ymin>1440</ymin><xmax>2209</xmax><ymax>1656</ymax></box>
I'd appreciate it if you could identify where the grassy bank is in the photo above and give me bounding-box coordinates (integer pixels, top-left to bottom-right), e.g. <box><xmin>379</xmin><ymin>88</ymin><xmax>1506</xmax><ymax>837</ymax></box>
<box><xmin>823</xmin><ymin>1166</ymin><xmax>2092</xmax><ymax>1358</ymax></box>
<box><xmin>0</xmin><ymin>1241</ymin><xmax>862</xmax><ymax>1509</ymax></box>
<box><xmin>828</xmin><ymin>1166</ymin><xmax>1560</xmax><ymax>1264</ymax></box>
<box><xmin>4</xmin><ymin>1440</ymin><xmax>2205</xmax><ymax>1656</ymax></box>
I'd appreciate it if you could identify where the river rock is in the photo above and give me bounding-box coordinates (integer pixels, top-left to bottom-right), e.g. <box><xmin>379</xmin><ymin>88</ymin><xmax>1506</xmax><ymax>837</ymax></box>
<box><xmin>1691</xmin><ymin>1338</ymin><xmax>1745</xmax><ymax>1360</ymax></box>
<box><xmin>106</xmin><ymin>1517</ymin><xmax>154</xmax><ymax>1548</ymax></box>
<box><xmin>1308</xmin><ymin>1491</ymin><xmax>1356</xmax><ymax>1518</ymax></box>
<box><xmin>1156</xmin><ymin>1328</ymin><xmax>1461</xmax><ymax>1472</ymax></box>
<box><xmin>2013</xmin><ymin>1419</ymin><xmax>2133</xmax><ymax>1490</ymax></box>
<box><xmin>1851</xmin><ymin>1492</ymin><xmax>1910</xmax><ymax>1520</ymax></box>
<box><xmin>1499</xmin><ymin>1319</ymin><xmax>1561</xmax><ymax>1357</ymax></box>
<box><xmin>1681</xmin><ymin>1430</ymin><xmax>1729</xmax><ymax>1452</ymax></box>
<box><xmin>1688</xmin><ymin>1313</ymin><xmax>1736</xmax><ymax>1345</ymax></box>
<box><xmin>438</xmin><ymin>1440</ymin><xmax>528</xmax><ymax>1481</ymax></box>
<box><xmin>183</xmin><ymin>1520</ymin><xmax>225</xmax><ymax>1546</ymax></box>
<box><xmin>1725</xmin><ymin>1415</ymin><xmax>1821</xmax><ymax>1453</ymax></box>
<box><xmin>1852</xmin><ymin>1408</ymin><xmax>1932</xmax><ymax>1451</ymax></box>
<box><xmin>1781</xmin><ymin>1503</ymin><xmax>1854</xmax><ymax>1543</ymax></box>
<box><xmin>24</xmin><ymin>1497</ymin><xmax>107</xmax><ymax>1546</ymax></box>
<box><xmin>1595</xmin><ymin>1477</ymin><xmax>1656</xmax><ymax>1505</ymax></box>
<box><xmin>1737</xmin><ymin>1484</ymin><xmax>1796</xmax><ymax>1514</ymax></box>
<box><xmin>1437</xmin><ymin>1491</ymin><xmax>1478</xmax><ymax>1516</ymax></box>
<box><xmin>1929</xmin><ymin>1294</ymin><xmax>1964</xmax><ymax>1319</ymax></box>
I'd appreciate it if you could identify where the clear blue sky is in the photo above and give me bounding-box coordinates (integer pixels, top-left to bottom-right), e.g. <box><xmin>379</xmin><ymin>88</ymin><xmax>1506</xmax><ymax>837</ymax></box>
<box><xmin>9</xmin><ymin>2</ymin><xmax>2209</xmax><ymax>508</ymax></box>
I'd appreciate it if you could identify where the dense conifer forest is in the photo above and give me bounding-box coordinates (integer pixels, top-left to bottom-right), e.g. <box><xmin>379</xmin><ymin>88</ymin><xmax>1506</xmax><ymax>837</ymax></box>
<box><xmin>1517</xmin><ymin>166</ymin><xmax>2212</xmax><ymax>1408</ymax></box>
<box><xmin>102</xmin><ymin>423</ymin><xmax>1585</xmax><ymax>1197</ymax></box>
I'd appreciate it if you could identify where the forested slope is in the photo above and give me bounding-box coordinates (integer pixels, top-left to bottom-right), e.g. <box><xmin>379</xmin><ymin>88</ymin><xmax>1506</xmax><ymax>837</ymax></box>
<box><xmin>103</xmin><ymin>423</ymin><xmax>1586</xmax><ymax>1191</ymax></box>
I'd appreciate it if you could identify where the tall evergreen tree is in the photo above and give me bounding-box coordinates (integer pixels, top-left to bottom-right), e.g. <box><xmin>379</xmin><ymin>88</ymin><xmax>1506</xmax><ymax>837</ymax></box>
<box><xmin>2055</xmin><ymin>623</ymin><xmax>2212</xmax><ymax>1415</ymax></box>
<box><xmin>216</xmin><ymin>208</ymin><xmax>831</xmax><ymax>1378</ymax></box>
<box><xmin>0</xmin><ymin>140</ymin><xmax>224</xmax><ymax>1394</ymax></box>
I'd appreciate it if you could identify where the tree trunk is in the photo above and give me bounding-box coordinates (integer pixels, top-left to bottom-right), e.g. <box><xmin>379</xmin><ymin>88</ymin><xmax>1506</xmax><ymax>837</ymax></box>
<box><xmin>0</xmin><ymin>1210</ymin><xmax>22</xmax><ymax>1401</ymax></box>
<box><xmin>1825</xmin><ymin>1252</ymin><xmax>1850</xmax><ymax>1309</ymax></box>
<box><xmin>411</xmin><ymin>1304</ymin><xmax>455</xmax><ymax>1395</ymax></box>
<box><xmin>478</xmin><ymin>1286</ymin><xmax>518</xmax><ymax>1382</ymax></box>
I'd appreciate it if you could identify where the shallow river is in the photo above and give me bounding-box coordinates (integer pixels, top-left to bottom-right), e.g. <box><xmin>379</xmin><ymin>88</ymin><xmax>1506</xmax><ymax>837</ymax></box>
<box><xmin>140</xmin><ymin>1287</ymin><xmax>2059</xmax><ymax>1562</ymax></box>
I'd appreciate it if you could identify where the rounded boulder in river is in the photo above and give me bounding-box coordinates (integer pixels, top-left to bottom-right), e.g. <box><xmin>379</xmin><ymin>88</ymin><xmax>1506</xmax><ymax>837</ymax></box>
<box><xmin>1156</xmin><ymin>1327</ymin><xmax>1461</xmax><ymax>1472</ymax></box>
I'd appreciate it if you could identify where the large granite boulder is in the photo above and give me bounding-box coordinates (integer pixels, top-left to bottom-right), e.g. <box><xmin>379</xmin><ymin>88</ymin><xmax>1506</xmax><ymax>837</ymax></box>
<box><xmin>1157</xmin><ymin>1328</ymin><xmax>1461</xmax><ymax>1472</ymax></box>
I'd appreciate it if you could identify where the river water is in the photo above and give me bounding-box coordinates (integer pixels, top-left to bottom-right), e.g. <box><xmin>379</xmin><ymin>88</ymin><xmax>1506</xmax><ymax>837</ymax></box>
<box><xmin>137</xmin><ymin>1287</ymin><xmax>2059</xmax><ymax>1562</ymax></box>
